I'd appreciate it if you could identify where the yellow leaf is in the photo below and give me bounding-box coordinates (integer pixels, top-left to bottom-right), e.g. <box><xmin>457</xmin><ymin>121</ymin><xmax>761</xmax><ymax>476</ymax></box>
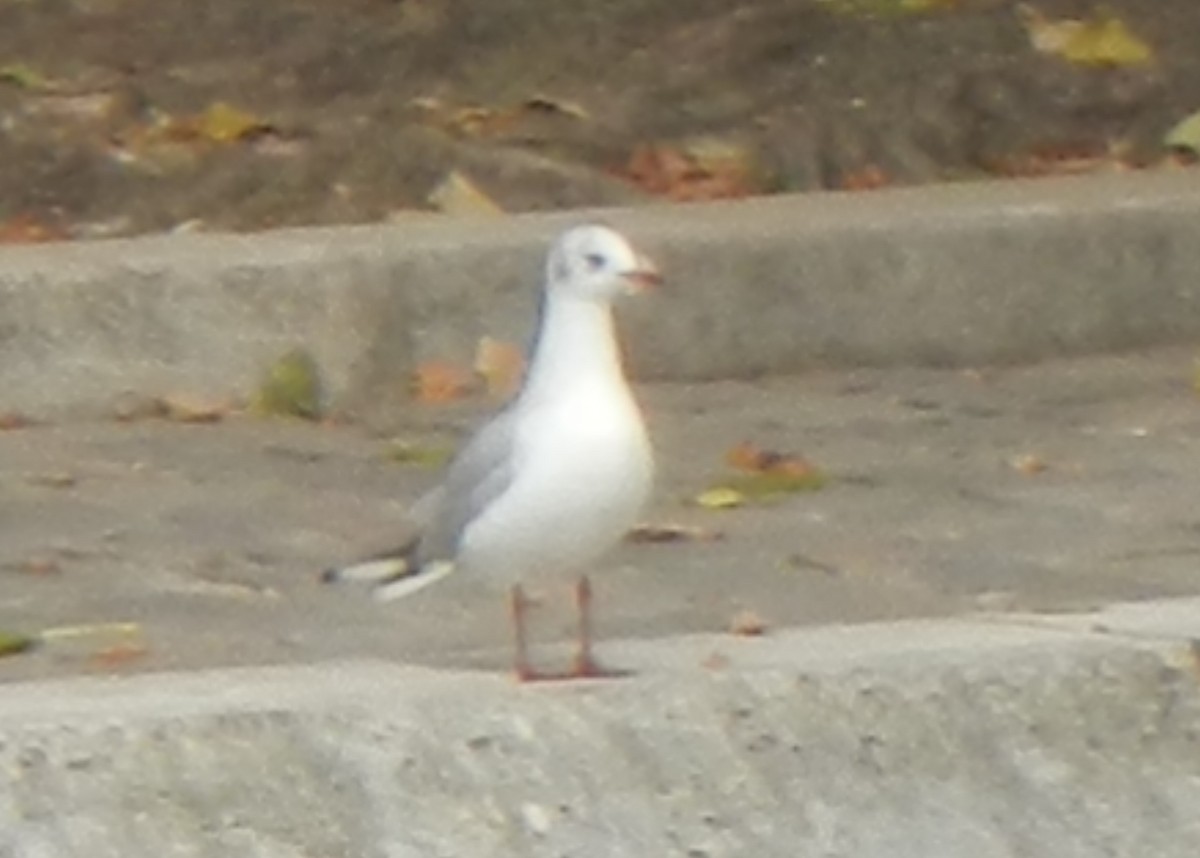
<box><xmin>1165</xmin><ymin>110</ymin><xmax>1200</xmax><ymax>156</ymax></box>
<box><xmin>1019</xmin><ymin>5</ymin><xmax>1153</xmax><ymax>67</ymax></box>
<box><xmin>626</xmin><ymin>523</ymin><xmax>724</xmax><ymax>543</ymax></box>
<box><xmin>0</xmin><ymin>630</ymin><xmax>36</xmax><ymax>657</ymax></box>
<box><xmin>726</xmin><ymin>470</ymin><xmax>827</xmax><ymax>497</ymax></box>
<box><xmin>474</xmin><ymin>336</ymin><xmax>525</xmax><ymax>399</ymax></box>
<box><xmin>427</xmin><ymin>171</ymin><xmax>504</xmax><ymax>215</ymax></box>
<box><xmin>197</xmin><ymin>101</ymin><xmax>269</xmax><ymax>144</ymax></box>
<box><xmin>694</xmin><ymin>487</ymin><xmax>746</xmax><ymax>509</ymax></box>
<box><xmin>0</xmin><ymin>63</ymin><xmax>52</xmax><ymax>90</ymax></box>
<box><xmin>159</xmin><ymin>392</ymin><xmax>230</xmax><ymax>423</ymax></box>
<box><xmin>381</xmin><ymin>439</ymin><xmax>455</xmax><ymax>468</ymax></box>
<box><xmin>252</xmin><ymin>349</ymin><xmax>323</xmax><ymax>419</ymax></box>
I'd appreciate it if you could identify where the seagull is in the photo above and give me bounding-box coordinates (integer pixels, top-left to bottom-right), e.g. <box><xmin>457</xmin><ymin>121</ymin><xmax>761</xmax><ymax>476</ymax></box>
<box><xmin>324</xmin><ymin>224</ymin><xmax>659</xmax><ymax>680</ymax></box>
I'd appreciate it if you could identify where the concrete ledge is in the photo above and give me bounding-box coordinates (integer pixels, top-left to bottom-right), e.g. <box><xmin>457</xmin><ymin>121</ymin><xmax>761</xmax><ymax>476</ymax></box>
<box><xmin>1</xmin><ymin>171</ymin><xmax>1199</xmax><ymax>417</ymax></box>
<box><xmin>2</xmin><ymin>607</ymin><xmax>1199</xmax><ymax>857</ymax></box>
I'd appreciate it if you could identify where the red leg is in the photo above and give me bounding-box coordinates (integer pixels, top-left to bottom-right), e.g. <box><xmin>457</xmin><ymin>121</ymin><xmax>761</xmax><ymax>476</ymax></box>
<box><xmin>572</xmin><ymin>575</ymin><xmax>603</xmax><ymax>677</ymax></box>
<box><xmin>509</xmin><ymin>584</ymin><xmax>537</xmax><ymax>682</ymax></box>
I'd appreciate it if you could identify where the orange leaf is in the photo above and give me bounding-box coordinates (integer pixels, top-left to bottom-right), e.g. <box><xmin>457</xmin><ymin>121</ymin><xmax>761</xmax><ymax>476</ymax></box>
<box><xmin>0</xmin><ymin>213</ymin><xmax>67</xmax><ymax>244</ymax></box>
<box><xmin>474</xmin><ymin>336</ymin><xmax>525</xmax><ymax>398</ymax></box>
<box><xmin>729</xmin><ymin>609</ymin><xmax>769</xmax><ymax>637</ymax></box>
<box><xmin>88</xmin><ymin>643</ymin><xmax>148</xmax><ymax>669</ymax></box>
<box><xmin>0</xmin><ymin>411</ymin><xmax>33</xmax><ymax>430</ymax></box>
<box><xmin>725</xmin><ymin>441</ymin><xmax>819</xmax><ymax>478</ymax></box>
<box><xmin>839</xmin><ymin>165</ymin><xmax>891</xmax><ymax>191</ymax></box>
<box><xmin>413</xmin><ymin>361</ymin><xmax>474</xmax><ymax>403</ymax></box>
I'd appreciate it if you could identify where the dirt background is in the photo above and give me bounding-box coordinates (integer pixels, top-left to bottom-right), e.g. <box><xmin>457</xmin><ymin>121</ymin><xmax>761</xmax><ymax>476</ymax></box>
<box><xmin>0</xmin><ymin>0</ymin><xmax>1197</xmax><ymax>238</ymax></box>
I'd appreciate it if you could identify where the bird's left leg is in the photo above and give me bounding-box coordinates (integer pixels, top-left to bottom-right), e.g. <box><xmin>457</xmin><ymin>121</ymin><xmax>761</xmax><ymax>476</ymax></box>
<box><xmin>571</xmin><ymin>575</ymin><xmax>604</xmax><ymax>677</ymax></box>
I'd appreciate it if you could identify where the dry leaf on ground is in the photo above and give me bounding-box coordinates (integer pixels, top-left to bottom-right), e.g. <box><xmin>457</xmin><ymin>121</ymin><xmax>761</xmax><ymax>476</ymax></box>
<box><xmin>159</xmin><ymin>392</ymin><xmax>230</xmax><ymax>423</ymax></box>
<box><xmin>413</xmin><ymin>360</ymin><xmax>475</xmax><ymax>404</ymax></box>
<box><xmin>252</xmin><ymin>349</ymin><xmax>323</xmax><ymax>419</ymax></box>
<box><xmin>621</xmin><ymin>140</ymin><xmax>759</xmax><ymax>201</ymax></box>
<box><xmin>428</xmin><ymin>171</ymin><xmax>504</xmax><ymax>215</ymax></box>
<box><xmin>1165</xmin><ymin>110</ymin><xmax>1200</xmax><ymax>157</ymax></box>
<box><xmin>694</xmin><ymin>487</ymin><xmax>746</xmax><ymax>510</ymax></box>
<box><xmin>1018</xmin><ymin>5</ymin><xmax>1153</xmax><ymax>67</ymax></box>
<box><xmin>626</xmin><ymin>523</ymin><xmax>725</xmax><ymax>543</ymax></box>
<box><xmin>474</xmin><ymin>336</ymin><xmax>525</xmax><ymax>398</ymax></box>
<box><xmin>729</xmin><ymin>609</ymin><xmax>769</xmax><ymax>637</ymax></box>
<box><xmin>726</xmin><ymin>441</ymin><xmax>821</xmax><ymax>479</ymax></box>
<box><xmin>382</xmin><ymin>439</ymin><xmax>455</xmax><ymax>468</ymax></box>
<box><xmin>0</xmin><ymin>411</ymin><xmax>33</xmax><ymax>430</ymax></box>
<box><xmin>0</xmin><ymin>212</ymin><xmax>68</xmax><ymax>243</ymax></box>
<box><xmin>0</xmin><ymin>631</ymin><xmax>37</xmax><ymax>658</ymax></box>
<box><xmin>1010</xmin><ymin>453</ymin><xmax>1048</xmax><ymax>475</ymax></box>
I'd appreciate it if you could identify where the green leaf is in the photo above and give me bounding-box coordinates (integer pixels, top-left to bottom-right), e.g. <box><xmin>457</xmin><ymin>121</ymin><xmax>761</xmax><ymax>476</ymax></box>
<box><xmin>252</xmin><ymin>348</ymin><xmax>323</xmax><ymax>419</ymax></box>
<box><xmin>1165</xmin><ymin>110</ymin><xmax>1200</xmax><ymax>155</ymax></box>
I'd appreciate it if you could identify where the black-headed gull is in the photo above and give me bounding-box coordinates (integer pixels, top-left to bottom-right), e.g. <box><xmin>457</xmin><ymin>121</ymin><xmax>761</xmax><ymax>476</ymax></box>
<box><xmin>325</xmin><ymin>224</ymin><xmax>659</xmax><ymax>680</ymax></box>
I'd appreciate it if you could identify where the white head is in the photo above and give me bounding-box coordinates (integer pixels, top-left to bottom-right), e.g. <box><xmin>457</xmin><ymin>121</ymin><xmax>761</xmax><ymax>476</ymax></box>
<box><xmin>544</xmin><ymin>225</ymin><xmax>661</xmax><ymax>302</ymax></box>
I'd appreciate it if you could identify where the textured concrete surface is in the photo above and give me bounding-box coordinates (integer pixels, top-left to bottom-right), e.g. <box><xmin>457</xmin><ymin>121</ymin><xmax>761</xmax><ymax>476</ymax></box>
<box><xmin>1</xmin><ymin>171</ymin><xmax>1199</xmax><ymax>419</ymax></box>
<box><xmin>4</xmin><ymin>176</ymin><xmax>1200</xmax><ymax>855</ymax></box>
<box><xmin>3</xmin><ymin>347</ymin><xmax>1200</xmax><ymax>682</ymax></box>
<box><xmin>1</xmin><ymin>617</ymin><xmax>1199</xmax><ymax>857</ymax></box>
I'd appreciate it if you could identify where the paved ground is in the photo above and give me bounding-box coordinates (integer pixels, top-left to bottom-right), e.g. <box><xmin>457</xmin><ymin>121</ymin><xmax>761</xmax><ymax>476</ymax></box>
<box><xmin>3</xmin><ymin>345</ymin><xmax>1197</xmax><ymax>683</ymax></box>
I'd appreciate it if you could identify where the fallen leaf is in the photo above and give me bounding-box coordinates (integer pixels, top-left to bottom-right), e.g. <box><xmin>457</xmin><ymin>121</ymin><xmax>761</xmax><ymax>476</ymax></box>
<box><xmin>25</xmin><ymin>471</ymin><xmax>76</xmax><ymax>489</ymax></box>
<box><xmin>982</xmin><ymin>141</ymin><xmax>1135</xmax><ymax>179</ymax></box>
<box><xmin>382</xmin><ymin>439</ymin><xmax>455</xmax><ymax>468</ymax></box>
<box><xmin>427</xmin><ymin>171</ymin><xmax>504</xmax><ymax>215</ymax></box>
<box><xmin>1011</xmin><ymin>453</ymin><xmax>1048</xmax><ymax>475</ymax></box>
<box><xmin>1165</xmin><ymin>110</ymin><xmax>1200</xmax><ymax>157</ymax></box>
<box><xmin>729</xmin><ymin>609</ymin><xmax>769</xmax><ymax>637</ymax></box>
<box><xmin>159</xmin><ymin>392</ymin><xmax>230</xmax><ymax>423</ymax></box>
<box><xmin>0</xmin><ymin>631</ymin><xmax>37</xmax><ymax>658</ymax></box>
<box><xmin>14</xmin><ymin>556</ymin><xmax>61</xmax><ymax>576</ymax></box>
<box><xmin>195</xmin><ymin>101</ymin><xmax>271</xmax><ymax>144</ymax></box>
<box><xmin>474</xmin><ymin>336</ymin><xmax>525</xmax><ymax>398</ymax></box>
<box><xmin>621</xmin><ymin>140</ymin><xmax>758</xmax><ymax>201</ymax></box>
<box><xmin>626</xmin><ymin>523</ymin><xmax>725</xmax><ymax>543</ymax></box>
<box><xmin>725</xmin><ymin>441</ymin><xmax>821</xmax><ymax>479</ymax></box>
<box><xmin>723</xmin><ymin>470</ymin><xmax>828</xmax><ymax>498</ymax></box>
<box><xmin>0</xmin><ymin>62</ymin><xmax>52</xmax><ymax>90</ymax></box>
<box><xmin>839</xmin><ymin>164</ymin><xmax>891</xmax><ymax>191</ymax></box>
<box><xmin>0</xmin><ymin>212</ymin><xmax>68</xmax><ymax>243</ymax></box>
<box><xmin>694</xmin><ymin>487</ymin><xmax>746</xmax><ymax>509</ymax></box>
<box><xmin>1019</xmin><ymin>5</ymin><xmax>1153</xmax><ymax>67</ymax></box>
<box><xmin>252</xmin><ymin>349</ymin><xmax>323</xmax><ymax>419</ymax></box>
<box><xmin>522</xmin><ymin>94</ymin><xmax>591</xmax><ymax>121</ymax></box>
<box><xmin>413</xmin><ymin>360</ymin><xmax>475</xmax><ymax>404</ymax></box>
<box><xmin>39</xmin><ymin>621</ymin><xmax>142</xmax><ymax>642</ymax></box>
<box><xmin>88</xmin><ymin>642</ymin><xmax>149</xmax><ymax>669</ymax></box>
<box><xmin>112</xmin><ymin>392</ymin><xmax>169</xmax><ymax>422</ymax></box>
<box><xmin>0</xmin><ymin>411</ymin><xmax>33</xmax><ymax>430</ymax></box>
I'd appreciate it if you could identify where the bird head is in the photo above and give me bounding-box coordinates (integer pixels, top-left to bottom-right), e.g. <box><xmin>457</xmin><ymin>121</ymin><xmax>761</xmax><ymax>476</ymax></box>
<box><xmin>545</xmin><ymin>224</ymin><xmax>661</xmax><ymax>302</ymax></box>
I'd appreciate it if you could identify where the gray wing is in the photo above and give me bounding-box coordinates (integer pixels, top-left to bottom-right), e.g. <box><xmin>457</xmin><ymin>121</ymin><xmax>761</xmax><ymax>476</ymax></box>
<box><xmin>414</xmin><ymin>405</ymin><xmax>520</xmax><ymax>565</ymax></box>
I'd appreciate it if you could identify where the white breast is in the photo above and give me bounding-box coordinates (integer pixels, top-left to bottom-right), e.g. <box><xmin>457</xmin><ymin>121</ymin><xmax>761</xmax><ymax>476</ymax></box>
<box><xmin>457</xmin><ymin>384</ymin><xmax>652</xmax><ymax>587</ymax></box>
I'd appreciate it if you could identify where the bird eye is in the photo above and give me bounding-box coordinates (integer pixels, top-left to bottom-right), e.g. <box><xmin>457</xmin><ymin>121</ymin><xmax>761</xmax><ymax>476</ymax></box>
<box><xmin>583</xmin><ymin>253</ymin><xmax>606</xmax><ymax>271</ymax></box>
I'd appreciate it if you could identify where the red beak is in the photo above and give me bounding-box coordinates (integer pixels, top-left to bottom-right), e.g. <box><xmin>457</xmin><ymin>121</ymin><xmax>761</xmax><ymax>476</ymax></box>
<box><xmin>623</xmin><ymin>254</ymin><xmax>662</xmax><ymax>293</ymax></box>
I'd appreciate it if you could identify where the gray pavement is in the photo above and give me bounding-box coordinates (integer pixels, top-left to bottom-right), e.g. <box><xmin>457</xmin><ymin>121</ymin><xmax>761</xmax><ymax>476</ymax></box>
<box><xmin>3</xmin><ymin>177</ymin><xmax>1200</xmax><ymax>854</ymax></box>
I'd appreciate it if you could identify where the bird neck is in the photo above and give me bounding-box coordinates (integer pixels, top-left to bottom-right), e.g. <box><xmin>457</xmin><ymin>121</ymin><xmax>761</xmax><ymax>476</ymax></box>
<box><xmin>520</xmin><ymin>292</ymin><xmax>627</xmax><ymax>405</ymax></box>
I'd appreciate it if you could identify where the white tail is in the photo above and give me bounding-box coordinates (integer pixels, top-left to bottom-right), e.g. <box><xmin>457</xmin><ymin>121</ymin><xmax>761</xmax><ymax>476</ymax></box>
<box><xmin>325</xmin><ymin>556</ymin><xmax>410</xmax><ymax>584</ymax></box>
<box><xmin>371</xmin><ymin>560</ymin><xmax>456</xmax><ymax>602</ymax></box>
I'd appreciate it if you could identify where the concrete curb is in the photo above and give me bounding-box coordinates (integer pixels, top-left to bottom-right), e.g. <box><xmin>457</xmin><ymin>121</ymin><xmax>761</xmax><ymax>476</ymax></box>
<box><xmin>1</xmin><ymin>171</ymin><xmax>1198</xmax><ymax>418</ymax></box>
<box><xmin>2</xmin><ymin>600</ymin><xmax>1199</xmax><ymax>856</ymax></box>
